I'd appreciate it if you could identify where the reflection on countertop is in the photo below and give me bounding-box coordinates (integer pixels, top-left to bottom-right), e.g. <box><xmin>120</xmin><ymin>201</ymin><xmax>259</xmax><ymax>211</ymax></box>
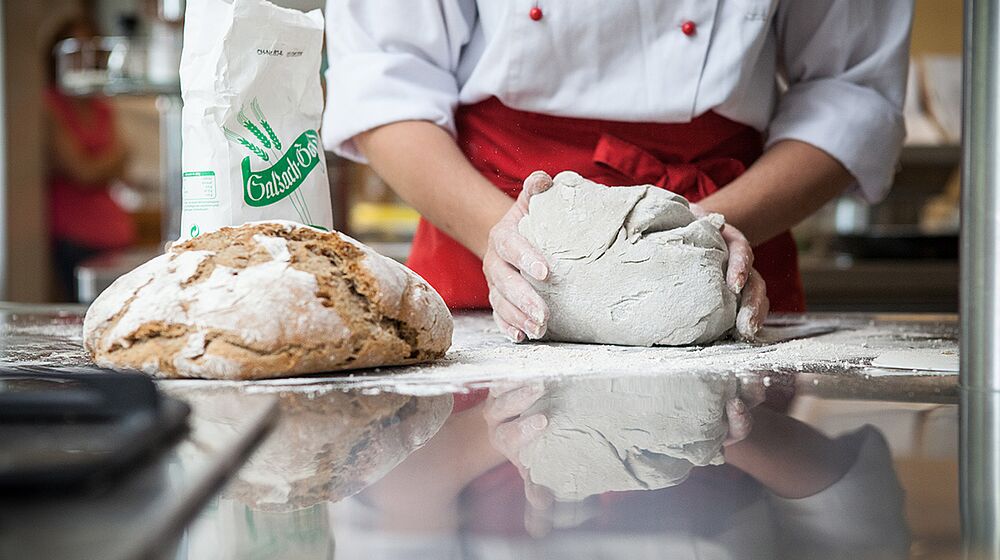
<box><xmin>0</xmin><ymin>304</ymin><xmax>961</xmax><ymax>559</ymax></box>
<box><xmin>321</xmin><ymin>372</ymin><xmax>909</xmax><ymax>560</ymax></box>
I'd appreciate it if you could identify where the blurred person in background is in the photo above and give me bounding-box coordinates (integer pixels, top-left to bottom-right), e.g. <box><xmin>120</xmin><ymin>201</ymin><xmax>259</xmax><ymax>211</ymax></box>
<box><xmin>44</xmin><ymin>15</ymin><xmax>135</xmax><ymax>300</ymax></box>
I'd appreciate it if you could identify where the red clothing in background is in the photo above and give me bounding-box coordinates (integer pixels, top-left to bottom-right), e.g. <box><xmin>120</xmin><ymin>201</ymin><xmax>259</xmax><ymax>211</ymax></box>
<box><xmin>46</xmin><ymin>89</ymin><xmax>135</xmax><ymax>250</ymax></box>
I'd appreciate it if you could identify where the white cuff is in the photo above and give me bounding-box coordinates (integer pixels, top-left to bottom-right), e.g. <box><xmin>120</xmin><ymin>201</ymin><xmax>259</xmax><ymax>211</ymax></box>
<box><xmin>766</xmin><ymin>80</ymin><xmax>905</xmax><ymax>203</ymax></box>
<box><xmin>322</xmin><ymin>53</ymin><xmax>459</xmax><ymax>163</ymax></box>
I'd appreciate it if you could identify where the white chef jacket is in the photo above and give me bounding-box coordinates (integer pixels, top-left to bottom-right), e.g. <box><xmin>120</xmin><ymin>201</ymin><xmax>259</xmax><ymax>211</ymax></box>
<box><xmin>324</xmin><ymin>1</ymin><xmax>912</xmax><ymax>203</ymax></box>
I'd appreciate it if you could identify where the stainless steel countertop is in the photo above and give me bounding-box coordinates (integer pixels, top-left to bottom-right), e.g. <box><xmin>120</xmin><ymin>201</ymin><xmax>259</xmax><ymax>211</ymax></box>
<box><xmin>0</xmin><ymin>303</ymin><xmax>962</xmax><ymax>558</ymax></box>
<box><xmin>0</xmin><ymin>303</ymin><xmax>958</xmax><ymax>401</ymax></box>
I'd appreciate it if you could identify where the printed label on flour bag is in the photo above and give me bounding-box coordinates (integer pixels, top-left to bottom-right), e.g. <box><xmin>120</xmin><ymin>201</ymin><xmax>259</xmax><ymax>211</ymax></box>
<box><xmin>179</xmin><ymin>0</ymin><xmax>332</xmax><ymax>239</ymax></box>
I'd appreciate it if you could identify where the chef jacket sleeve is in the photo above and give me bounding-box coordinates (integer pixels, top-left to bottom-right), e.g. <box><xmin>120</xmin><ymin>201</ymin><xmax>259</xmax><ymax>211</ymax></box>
<box><xmin>323</xmin><ymin>0</ymin><xmax>475</xmax><ymax>162</ymax></box>
<box><xmin>767</xmin><ymin>425</ymin><xmax>911</xmax><ymax>559</ymax></box>
<box><xmin>768</xmin><ymin>1</ymin><xmax>913</xmax><ymax>203</ymax></box>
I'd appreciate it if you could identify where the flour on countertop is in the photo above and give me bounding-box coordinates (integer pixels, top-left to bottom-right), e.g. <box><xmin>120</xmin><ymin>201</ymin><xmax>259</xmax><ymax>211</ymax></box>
<box><xmin>1</xmin><ymin>312</ymin><xmax>957</xmax><ymax>397</ymax></box>
<box><xmin>161</xmin><ymin>315</ymin><xmax>958</xmax><ymax>397</ymax></box>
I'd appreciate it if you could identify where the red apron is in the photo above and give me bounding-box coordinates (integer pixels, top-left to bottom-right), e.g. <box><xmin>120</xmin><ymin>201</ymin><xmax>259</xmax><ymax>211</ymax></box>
<box><xmin>407</xmin><ymin>97</ymin><xmax>806</xmax><ymax>314</ymax></box>
<box><xmin>420</xmin><ymin>101</ymin><xmax>799</xmax><ymax>529</ymax></box>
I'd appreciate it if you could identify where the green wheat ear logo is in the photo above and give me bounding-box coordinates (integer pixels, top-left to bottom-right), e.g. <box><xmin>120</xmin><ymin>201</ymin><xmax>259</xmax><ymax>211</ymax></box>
<box><xmin>222</xmin><ymin>97</ymin><xmax>320</xmax><ymax>225</ymax></box>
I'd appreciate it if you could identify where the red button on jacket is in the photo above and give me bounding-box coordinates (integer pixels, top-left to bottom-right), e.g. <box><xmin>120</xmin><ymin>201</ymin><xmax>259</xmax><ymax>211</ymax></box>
<box><xmin>529</xmin><ymin>6</ymin><xmax>543</xmax><ymax>20</ymax></box>
<box><xmin>681</xmin><ymin>20</ymin><xmax>697</xmax><ymax>36</ymax></box>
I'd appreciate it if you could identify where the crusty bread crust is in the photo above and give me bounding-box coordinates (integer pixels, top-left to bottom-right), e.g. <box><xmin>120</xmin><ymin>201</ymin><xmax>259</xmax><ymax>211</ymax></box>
<box><xmin>83</xmin><ymin>222</ymin><xmax>453</xmax><ymax>380</ymax></box>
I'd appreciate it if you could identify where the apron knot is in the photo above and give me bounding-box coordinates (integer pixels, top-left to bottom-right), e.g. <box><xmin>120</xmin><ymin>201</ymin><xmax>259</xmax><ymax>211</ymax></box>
<box><xmin>592</xmin><ymin>133</ymin><xmax>747</xmax><ymax>203</ymax></box>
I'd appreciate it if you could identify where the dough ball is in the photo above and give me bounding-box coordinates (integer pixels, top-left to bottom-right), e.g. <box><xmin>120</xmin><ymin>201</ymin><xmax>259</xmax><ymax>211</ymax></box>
<box><xmin>519</xmin><ymin>374</ymin><xmax>738</xmax><ymax>501</ymax></box>
<box><xmin>83</xmin><ymin>221</ymin><xmax>452</xmax><ymax>380</ymax></box>
<box><xmin>518</xmin><ymin>171</ymin><xmax>737</xmax><ymax>346</ymax></box>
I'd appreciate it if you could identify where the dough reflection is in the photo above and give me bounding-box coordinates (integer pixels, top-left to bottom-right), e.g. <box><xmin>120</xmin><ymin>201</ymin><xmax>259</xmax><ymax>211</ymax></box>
<box><xmin>517</xmin><ymin>374</ymin><xmax>738</xmax><ymax>500</ymax></box>
<box><xmin>329</xmin><ymin>373</ymin><xmax>910</xmax><ymax>560</ymax></box>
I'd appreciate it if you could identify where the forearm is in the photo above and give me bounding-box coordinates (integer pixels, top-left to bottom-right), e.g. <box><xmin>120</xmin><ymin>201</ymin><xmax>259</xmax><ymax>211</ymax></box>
<box><xmin>85</xmin><ymin>146</ymin><xmax>127</xmax><ymax>185</ymax></box>
<box><xmin>723</xmin><ymin>407</ymin><xmax>855</xmax><ymax>499</ymax></box>
<box><xmin>52</xmin><ymin>132</ymin><xmax>128</xmax><ymax>187</ymax></box>
<box><xmin>699</xmin><ymin>140</ymin><xmax>854</xmax><ymax>246</ymax></box>
<box><xmin>356</xmin><ymin>121</ymin><xmax>514</xmax><ymax>258</ymax></box>
<box><xmin>361</xmin><ymin>405</ymin><xmax>506</xmax><ymax>530</ymax></box>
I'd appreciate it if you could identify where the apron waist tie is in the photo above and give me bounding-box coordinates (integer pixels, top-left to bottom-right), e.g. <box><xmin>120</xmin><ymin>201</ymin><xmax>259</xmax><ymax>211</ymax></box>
<box><xmin>592</xmin><ymin>133</ymin><xmax>746</xmax><ymax>202</ymax></box>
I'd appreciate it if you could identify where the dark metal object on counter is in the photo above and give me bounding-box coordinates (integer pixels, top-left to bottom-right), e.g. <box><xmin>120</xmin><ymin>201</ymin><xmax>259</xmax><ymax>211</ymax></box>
<box><xmin>0</xmin><ymin>367</ymin><xmax>189</xmax><ymax>491</ymax></box>
<box><xmin>0</xmin><ymin>381</ymin><xmax>278</xmax><ymax>560</ymax></box>
<box><xmin>961</xmin><ymin>0</ymin><xmax>1000</xmax><ymax>556</ymax></box>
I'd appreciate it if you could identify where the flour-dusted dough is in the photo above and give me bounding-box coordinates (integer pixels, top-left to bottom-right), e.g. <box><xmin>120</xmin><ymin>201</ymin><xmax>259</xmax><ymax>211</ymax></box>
<box><xmin>83</xmin><ymin>222</ymin><xmax>452</xmax><ymax>380</ymax></box>
<box><xmin>519</xmin><ymin>374</ymin><xmax>738</xmax><ymax>500</ymax></box>
<box><xmin>518</xmin><ymin>171</ymin><xmax>737</xmax><ymax>346</ymax></box>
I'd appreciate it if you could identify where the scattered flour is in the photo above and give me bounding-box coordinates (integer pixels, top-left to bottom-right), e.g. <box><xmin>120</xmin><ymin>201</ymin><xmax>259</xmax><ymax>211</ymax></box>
<box><xmin>162</xmin><ymin>314</ymin><xmax>958</xmax><ymax>397</ymax></box>
<box><xmin>1</xmin><ymin>311</ymin><xmax>958</xmax><ymax>398</ymax></box>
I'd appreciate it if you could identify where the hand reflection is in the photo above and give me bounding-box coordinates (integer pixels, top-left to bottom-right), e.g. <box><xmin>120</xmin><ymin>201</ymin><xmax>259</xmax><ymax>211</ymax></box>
<box><xmin>484</xmin><ymin>374</ymin><xmax>762</xmax><ymax>502</ymax></box>
<box><xmin>484</xmin><ymin>382</ymin><xmax>556</xmax><ymax>535</ymax></box>
<box><xmin>340</xmin><ymin>374</ymin><xmax>908</xmax><ymax>559</ymax></box>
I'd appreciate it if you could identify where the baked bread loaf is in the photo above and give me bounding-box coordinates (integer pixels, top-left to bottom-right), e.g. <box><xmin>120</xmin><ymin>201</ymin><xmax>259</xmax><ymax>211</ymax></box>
<box><xmin>83</xmin><ymin>221</ymin><xmax>452</xmax><ymax>380</ymax></box>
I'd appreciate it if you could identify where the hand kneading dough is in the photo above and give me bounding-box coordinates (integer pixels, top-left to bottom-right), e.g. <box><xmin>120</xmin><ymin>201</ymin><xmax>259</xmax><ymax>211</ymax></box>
<box><xmin>518</xmin><ymin>171</ymin><xmax>737</xmax><ymax>346</ymax></box>
<box><xmin>83</xmin><ymin>221</ymin><xmax>452</xmax><ymax>380</ymax></box>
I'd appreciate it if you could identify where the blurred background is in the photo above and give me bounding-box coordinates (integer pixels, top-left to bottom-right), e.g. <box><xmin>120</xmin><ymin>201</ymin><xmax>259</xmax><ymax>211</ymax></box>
<box><xmin>0</xmin><ymin>0</ymin><xmax>965</xmax><ymax>309</ymax></box>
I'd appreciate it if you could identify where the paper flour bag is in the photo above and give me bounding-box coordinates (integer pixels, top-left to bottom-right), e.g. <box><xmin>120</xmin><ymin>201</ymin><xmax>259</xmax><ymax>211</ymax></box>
<box><xmin>179</xmin><ymin>0</ymin><xmax>332</xmax><ymax>240</ymax></box>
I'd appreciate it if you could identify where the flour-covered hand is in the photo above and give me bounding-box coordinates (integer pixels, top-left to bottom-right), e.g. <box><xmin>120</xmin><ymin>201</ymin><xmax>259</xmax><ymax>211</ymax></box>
<box><xmin>690</xmin><ymin>203</ymin><xmax>769</xmax><ymax>340</ymax></box>
<box><xmin>484</xmin><ymin>171</ymin><xmax>554</xmax><ymax>342</ymax></box>
<box><xmin>735</xmin><ymin>268</ymin><xmax>769</xmax><ymax>340</ymax></box>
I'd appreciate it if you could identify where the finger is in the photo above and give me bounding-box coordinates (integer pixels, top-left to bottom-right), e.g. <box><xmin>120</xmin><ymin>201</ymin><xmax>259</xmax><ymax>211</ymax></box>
<box><xmin>514</xmin><ymin>171</ymin><xmax>555</xmax><ymax>217</ymax></box>
<box><xmin>720</xmin><ymin>225</ymin><xmax>753</xmax><ymax>293</ymax></box>
<box><xmin>724</xmin><ymin>398</ymin><xmax>753</xmax><ymax>446</ymax></box>
<box><xmin>490</xmin><ymin>227</ymin><xmax>549</xmax><ymax>281</ymax></box>
<box><xmin>523</xmin><ymin>479</ymin><xmax>555</xmax><ymax>538</ymax></box>
<box><xmin>736</xmin><ymin>270</ymin><xmax>768</xmax><ymax>340</ymax></box>
<box><xmin>492</xmin><ymin>311</ymin><xmax>526</xmax><ymax>344</ymax></box>
<box><xmin>524</xmin><ymin>479</ymin><xmax>555</xmax><ymax>510</ymax></box>
<box><xmin>489</xmin><ymin>379</ymin><xmax>529</xmax><ymax>399</ymax></box>
<box><xmin>486</xmin><ymin>383</ymin><xmax>546</xmax><ymax>423</ymax></box>
<box><xmin>522</xmin><ymin>170</ymin><xmax>554</xmax><ymax>199</ymax></box>
<box><xmin>491</xmin><ymin>413</ymin><xmax>548</xmax><ymax>460</ymax></box>
<box><xmin>739</xmin><ymin>269</ymin><xmax>768</xmax><ymax>327</ymax></box>
<box><xmin>737</xmin><ymin>373</ymin><xmax>767</xmax><ymax>408</ymax></box>
<box><xmin>485</xmin><ymin>256</ymin><xmax>550</xmax><ymax>332</ymax></box>
<box><xmin>490</xmin><ymin>288</ymin><xmax>545</xmax><ymax>340</ymax></box>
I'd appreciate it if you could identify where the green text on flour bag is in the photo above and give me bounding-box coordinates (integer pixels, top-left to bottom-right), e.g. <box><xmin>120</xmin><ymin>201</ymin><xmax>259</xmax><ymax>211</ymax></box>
<box><xmin>178</xmin><ymin>0</ymin><xmax>332</xmax><ymax>240</ymax></box>
<box><xmin>242</xmin><ymin>129</ymin><xmax>321</xmax><ymax>207</ymax></box>
<box><xmin>222</xmin><ymin>98</ymin><xmax>322</xmax><ymax>225</ymax></box>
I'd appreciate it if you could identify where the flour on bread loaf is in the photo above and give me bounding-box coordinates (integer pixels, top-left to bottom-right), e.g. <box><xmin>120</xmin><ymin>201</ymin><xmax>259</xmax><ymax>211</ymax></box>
<box><xmin>83</xmin><ymin>221</ymin><xmax>452</xmax><ymax>380</ymax></box>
